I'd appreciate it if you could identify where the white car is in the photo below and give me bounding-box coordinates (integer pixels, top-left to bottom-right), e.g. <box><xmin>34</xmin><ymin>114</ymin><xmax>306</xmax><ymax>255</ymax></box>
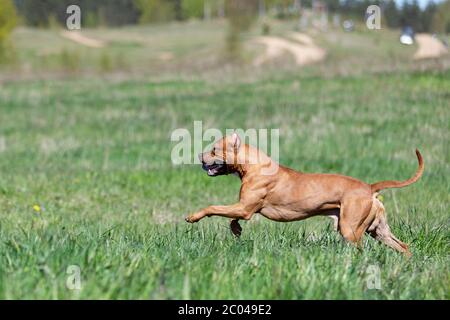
<box><xmin>400</xmin><ymin>26</ymin><xmax>415</xmax><ymax>45</ymax></box>
<box><xmin>400</xmin><ymin>34</ymin><xmax>414</xmax><ymax>45</ymax></box>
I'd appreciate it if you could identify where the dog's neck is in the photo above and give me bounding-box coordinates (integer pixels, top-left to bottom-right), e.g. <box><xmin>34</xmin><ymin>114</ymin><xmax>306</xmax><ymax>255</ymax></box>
<box><xmin>229</xmin><ymin>144</ymin><xmax>276</xmax><ymax>180</ymax></box>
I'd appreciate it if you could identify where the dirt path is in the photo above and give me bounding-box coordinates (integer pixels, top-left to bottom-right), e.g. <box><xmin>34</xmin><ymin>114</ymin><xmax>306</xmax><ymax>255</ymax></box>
<box><xmin>414</xmin><ymin>33</ymin><xmax>448</xmax><ymax>60</ymax></box>
<box><xmin>253</xmin><ymin>32</ymin><xmax>325</xmax><ymax>66</ymax></box>
<box><xmin>60</xmin><ymin>31</ymin><xmax>106</xmax><ymax>48</ymax></box>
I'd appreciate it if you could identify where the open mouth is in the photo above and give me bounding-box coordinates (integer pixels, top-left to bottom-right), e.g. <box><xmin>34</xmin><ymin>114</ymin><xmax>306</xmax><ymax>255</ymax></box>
<box><xmin>202</xmin><ymin>163</ymin><xmax>224</xmax><ymax>176</ymax></box>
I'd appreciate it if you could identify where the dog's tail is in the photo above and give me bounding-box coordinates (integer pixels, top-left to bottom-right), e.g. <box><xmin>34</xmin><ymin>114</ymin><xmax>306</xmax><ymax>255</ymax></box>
<box><xmin>371</xmin><ymin>149</ymin><xmax>424</xmax><ymax>193</ymax></box>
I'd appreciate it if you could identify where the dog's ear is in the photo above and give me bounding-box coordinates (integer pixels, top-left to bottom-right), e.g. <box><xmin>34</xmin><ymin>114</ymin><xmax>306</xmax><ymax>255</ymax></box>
<box><xmin>231</xmin><ymin>132</ymin><xmax>241</xmax><ymax>150</ymax></box>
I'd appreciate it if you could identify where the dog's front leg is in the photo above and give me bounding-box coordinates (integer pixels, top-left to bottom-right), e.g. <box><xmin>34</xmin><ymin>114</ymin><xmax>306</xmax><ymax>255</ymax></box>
<box><xmin>185</xmin><ymin>203</ymin><xmax>256</xmax><ymax>223</ymax></box>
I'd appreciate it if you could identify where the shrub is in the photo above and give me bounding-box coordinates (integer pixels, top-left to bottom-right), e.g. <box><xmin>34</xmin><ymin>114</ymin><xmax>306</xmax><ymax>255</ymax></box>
<box><xmin>135</xmin><ymin>0</ymin><xmax>175</xmax><ymax>24</ymax></box>
<box><xmin>0</xmin><ymin>0</ymin><xmax>18</xmax><ymax>62</ymax></box>
<box><xmin>225</xmin><ymin>0</ymin><xmax>258</xmax><ymax>60</ymax></box>
<box><xmin>59</xmin><ymin>48</ymin><xmax>81</xmax><ymax>72</ymax></box>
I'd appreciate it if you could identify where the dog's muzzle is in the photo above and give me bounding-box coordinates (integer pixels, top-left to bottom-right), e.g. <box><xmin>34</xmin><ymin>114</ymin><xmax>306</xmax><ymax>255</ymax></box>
<box><xmin>202</xmin><ymin>162</ymin><xmax>227</xmax><ymax>176</ymax></box>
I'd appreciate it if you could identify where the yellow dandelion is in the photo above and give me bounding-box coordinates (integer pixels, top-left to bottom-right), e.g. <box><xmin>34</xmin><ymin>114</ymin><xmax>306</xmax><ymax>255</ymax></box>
<box><xmin>33</xmin><ymin>204</ymin><xmax>41</xmax><ymax>213</ymax></box>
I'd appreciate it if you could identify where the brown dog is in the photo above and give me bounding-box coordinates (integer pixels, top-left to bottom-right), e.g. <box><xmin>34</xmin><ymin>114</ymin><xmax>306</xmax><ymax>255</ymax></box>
<box><xmin>185</xmin><ymin>133</ymin><xmax>424</xmax><ymax>255</ymax></box>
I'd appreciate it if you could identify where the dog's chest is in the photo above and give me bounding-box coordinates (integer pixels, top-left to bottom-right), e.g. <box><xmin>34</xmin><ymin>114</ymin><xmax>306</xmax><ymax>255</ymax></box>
<box><xmin>259</xmin><ymin>205</ymin><xmax>310</xmax><ymax>222</ymax></box>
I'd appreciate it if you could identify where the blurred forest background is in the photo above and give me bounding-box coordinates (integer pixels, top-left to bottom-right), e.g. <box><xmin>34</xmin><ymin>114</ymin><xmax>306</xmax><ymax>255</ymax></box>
<box><xmin>0</xmin><ymin>0</ymin><xmax>449</xmax><ymax>78</ymax></box>
<box><xmin>5</xmin><ymin>0</ymin><xmax>450</xmax><ymax>31</ymax></box>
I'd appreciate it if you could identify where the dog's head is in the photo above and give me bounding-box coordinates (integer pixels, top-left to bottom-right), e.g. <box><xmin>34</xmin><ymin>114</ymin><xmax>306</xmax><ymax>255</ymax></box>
<box><xmin>198</xmin><ymin>133</ymin><xmax>241</xmax><ymax>177</ymax></box>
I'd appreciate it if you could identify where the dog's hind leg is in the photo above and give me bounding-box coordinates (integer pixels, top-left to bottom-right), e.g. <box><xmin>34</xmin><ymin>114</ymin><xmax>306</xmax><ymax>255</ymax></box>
<box><xmin>367</xmin><ymin>199</ymin><xmax>411</xmax><ymax>256</ymax></box>
<box><xmin>338</xmin><ymin>196</ymin><xmax>375</xmax><ymax>247</ymax></box>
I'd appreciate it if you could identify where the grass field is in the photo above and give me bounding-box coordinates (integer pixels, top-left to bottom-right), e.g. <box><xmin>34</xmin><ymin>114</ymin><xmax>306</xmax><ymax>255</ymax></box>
<box><xmin>0</xmin><ymin>67</ymin><xmax>448</xmax><ymax>299</ymax></box>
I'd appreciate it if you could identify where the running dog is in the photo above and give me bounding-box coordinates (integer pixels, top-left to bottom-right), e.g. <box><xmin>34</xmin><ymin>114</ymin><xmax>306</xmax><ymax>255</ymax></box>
<box><xmin>186</xmin><ymin>133</ymin><xmax>423</xmax><ymax>255</ymax></box>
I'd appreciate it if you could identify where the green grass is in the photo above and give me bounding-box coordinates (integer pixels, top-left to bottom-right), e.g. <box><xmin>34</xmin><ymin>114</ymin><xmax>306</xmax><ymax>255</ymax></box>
<box><xmin>0</xmin><ymin>69</ymin><xmax>449</xmax><ymax>299</ymax></box>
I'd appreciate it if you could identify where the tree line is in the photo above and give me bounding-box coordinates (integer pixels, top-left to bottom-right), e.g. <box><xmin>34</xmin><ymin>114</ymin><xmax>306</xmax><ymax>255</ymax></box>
<box><xmin>338</xmin><ymin>0</ymin><xmax>449</xmax><ymax>33</ymax></box>
<box><xmin>5</xmin><ymin>0</ymin><xmax>450</xmax><ymax>33</ymax></box>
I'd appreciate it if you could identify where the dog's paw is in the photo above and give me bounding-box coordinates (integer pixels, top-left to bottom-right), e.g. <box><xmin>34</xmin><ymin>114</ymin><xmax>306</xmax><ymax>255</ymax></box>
<box><xmin>185</xmin><ymin>214</ymin><xmax>197</xmax><ymax>223</ymax></box>
<box><xmin>230</xmin><ymin>219</ymin><xmax>242</xmax><ymax>237</ymax></box>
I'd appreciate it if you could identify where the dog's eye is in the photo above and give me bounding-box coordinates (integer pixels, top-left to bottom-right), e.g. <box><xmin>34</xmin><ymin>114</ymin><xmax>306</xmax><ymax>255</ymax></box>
<box><xmin>211</xmin><ymin>148</ymin><xmax>215</xmax><ymax>156</ymax></box>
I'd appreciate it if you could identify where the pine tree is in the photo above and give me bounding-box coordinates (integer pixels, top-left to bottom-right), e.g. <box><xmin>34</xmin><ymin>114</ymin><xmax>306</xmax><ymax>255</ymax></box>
<box><xmin>383</xmin><ymin>0</ymin><xmax>400</xmax><ymax>28</ymax></box>
<box><xmin>422</xmin><ymin>1</ymin><xmax>437</xmax><ymax>32</ymax></box>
